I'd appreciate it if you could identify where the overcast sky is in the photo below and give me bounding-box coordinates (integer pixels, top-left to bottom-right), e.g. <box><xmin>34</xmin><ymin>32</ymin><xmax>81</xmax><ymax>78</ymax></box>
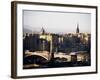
<box><xmin>23</xmin><ymin>10</ymin><xmax>91</xmax><ymax>34</ymax></box>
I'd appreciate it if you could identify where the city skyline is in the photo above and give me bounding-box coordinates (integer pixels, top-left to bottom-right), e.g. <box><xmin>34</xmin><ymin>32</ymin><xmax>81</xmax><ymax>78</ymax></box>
<box><xmin>23</xmin><ymin>10</ymin><xmax>91</xmax><ymax>69</ymax></box>
<box><xmin>23</xmin><ymin>10</ymin><xmax>91</xmax><ymax>34</ymax></box>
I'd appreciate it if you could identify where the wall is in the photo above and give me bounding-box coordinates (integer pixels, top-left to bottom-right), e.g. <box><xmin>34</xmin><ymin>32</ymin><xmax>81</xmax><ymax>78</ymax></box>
<box><xmin>0</xmin><ymin>0</ymin><xmax>100</xmax><ymax>80</ymax></box>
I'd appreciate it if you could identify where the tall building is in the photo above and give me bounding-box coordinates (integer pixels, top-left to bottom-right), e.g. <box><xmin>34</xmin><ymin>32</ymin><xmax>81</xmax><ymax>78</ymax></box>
<box><xmin>76</xmin><ymin>23</ymin><xmax>79</xmax><ymax>33</ymax></box>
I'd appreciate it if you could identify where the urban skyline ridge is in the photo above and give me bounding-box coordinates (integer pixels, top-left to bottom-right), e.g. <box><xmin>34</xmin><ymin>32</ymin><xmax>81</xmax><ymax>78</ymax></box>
<box><xmin>23</xmin><ymin>26</ymin><xmax>91</xmax><ymax>35</ymax></box>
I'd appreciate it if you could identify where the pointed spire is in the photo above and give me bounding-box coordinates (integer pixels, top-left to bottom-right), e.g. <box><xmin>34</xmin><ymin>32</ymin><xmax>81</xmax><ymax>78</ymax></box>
<box><xmin>41</xmin><ymin>27</ymin><xmax>45</xmax><ymax>34</ymax></box>
<box><xmin>76</xmin><ymin>23</ymin><xmax>79</xmax><ymax>33</ymax></box>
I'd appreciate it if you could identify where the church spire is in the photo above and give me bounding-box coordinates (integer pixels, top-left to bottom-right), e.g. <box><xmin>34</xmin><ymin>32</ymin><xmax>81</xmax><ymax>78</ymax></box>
<box><xmin>76</xmin><ymin>23</ymin><xmax>79</xmax><ymax>33</ymax></box>
<box><xmin>41</xmin><ymin>27</ymin><xmax>45</xmax><ymax>34</ymax></box>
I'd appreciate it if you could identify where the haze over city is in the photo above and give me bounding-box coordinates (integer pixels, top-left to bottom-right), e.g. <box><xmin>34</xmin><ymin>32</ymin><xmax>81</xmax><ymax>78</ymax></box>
<box><xmin>23</xmin><ymin>10</ymin><xmax>91</xmax><ymax>34</ymax></box>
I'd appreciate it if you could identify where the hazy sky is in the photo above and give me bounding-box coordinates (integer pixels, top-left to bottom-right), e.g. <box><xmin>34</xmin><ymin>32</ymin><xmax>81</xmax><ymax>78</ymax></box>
<box><xmin>23</xmin><ymin>10</ymin><xmax>91</xmax><ymax>34</ymax></box>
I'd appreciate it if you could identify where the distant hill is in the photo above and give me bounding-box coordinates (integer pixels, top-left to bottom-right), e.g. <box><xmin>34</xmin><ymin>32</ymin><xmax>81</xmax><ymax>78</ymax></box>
<box><xmin>23</xmin><ymin>25</ymin><xmax>40</xmax><ymax>34</ymax></box>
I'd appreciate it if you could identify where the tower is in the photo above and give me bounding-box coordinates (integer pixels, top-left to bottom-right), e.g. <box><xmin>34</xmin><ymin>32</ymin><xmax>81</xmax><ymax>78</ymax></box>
<box><xmin>41</xmin><ymin>27</ymin><xmax>45</xmax><ymax>34</ymax></box>
<box><xmin>76</xmin><ymin>23</ymin><xmax>79</xmax><ymax>33</ymax></box>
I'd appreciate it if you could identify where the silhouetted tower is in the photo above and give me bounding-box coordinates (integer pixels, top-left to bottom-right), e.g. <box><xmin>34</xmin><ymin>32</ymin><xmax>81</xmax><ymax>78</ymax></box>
<box><xmin>76</xmin><ymin>23</ymin><xmax>79</xmax><ymax>33</ymax></box>
<box><xmin>41</xmin><ymin>27</ymin><xmax>45</xmax><ymax>34</ymax></box>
